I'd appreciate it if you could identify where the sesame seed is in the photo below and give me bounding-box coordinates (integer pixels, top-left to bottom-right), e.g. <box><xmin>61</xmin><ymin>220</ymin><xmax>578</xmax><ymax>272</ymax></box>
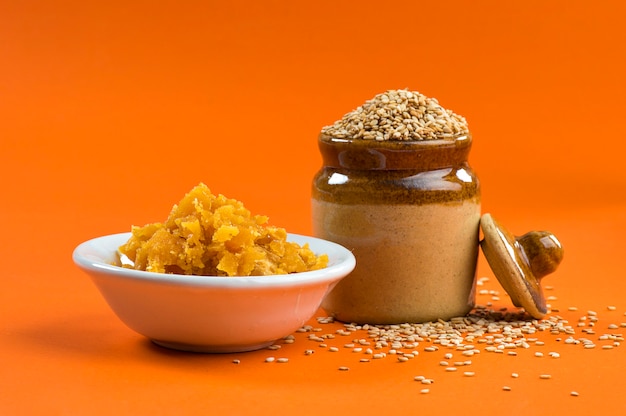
<box><xmin>232</xmin><ymin>359</ymin><xmax>240</xmax><ymax>364</ymax></box>
<box><xmin>503</xmin><ymin>386</ymin><xmax>512</xmax><ymax>391</ymax></box>
<box><xmin>338</xmin><ymin>366</ymin><xmax>350</xmax><ymax>371</ymax></box>
<box><xmin>464</xmin><ymin>372</ymin><xmax>476</xmax><ymax>377</ymax></box>
<box><xmin>420</xmin><ymin>389</ymin><xmax>430</xmax><ymax>394</ymax></box>
<box><xmin>276</xmin><ymin>358</ymin><xmax>289</xmax><ymax>363</ymax></box>
<box><xmin>511</xmin><ymin>373</ymin><xmax>519</xmax><ymax>378</ymax></box>
<box><xmin>571</xmin><ymin>391</ymin><xmax>579</xmax><ymax>397</ymax></box>
<box><xmin>265</xmin><ymin>357</ymin><xmax>275</xmax><ymax>363</ymax></box>
<box><xmin>540</xmin><ymin>374</ymin><xmax>552</xmax><ymax>379</ymax></box>
<box><xmin>321</xmin><ymin>89</ymin><xmax>469</xmax><ymax>141</ymax></box>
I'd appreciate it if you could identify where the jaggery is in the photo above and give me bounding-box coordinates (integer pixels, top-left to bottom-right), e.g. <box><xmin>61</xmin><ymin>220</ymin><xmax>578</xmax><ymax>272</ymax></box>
<box><xmin>119</xmin><ymin>183</ymin><xmax>328</xmax><ymax>276</ymax></box>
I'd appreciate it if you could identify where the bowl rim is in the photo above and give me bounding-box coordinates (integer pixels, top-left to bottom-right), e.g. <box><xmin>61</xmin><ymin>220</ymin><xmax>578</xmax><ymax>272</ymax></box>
<box><xmin>73</xmin><ymin>232</ymin><xmax>356</xmax><ymax>288</ymax></box>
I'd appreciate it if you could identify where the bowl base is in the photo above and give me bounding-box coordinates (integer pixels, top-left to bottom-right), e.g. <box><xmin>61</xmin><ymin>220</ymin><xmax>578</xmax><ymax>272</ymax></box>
<box><xmin>151</xmin><ymin>339</ymin><xmax>276</xmax><ymax>353</ymax></box>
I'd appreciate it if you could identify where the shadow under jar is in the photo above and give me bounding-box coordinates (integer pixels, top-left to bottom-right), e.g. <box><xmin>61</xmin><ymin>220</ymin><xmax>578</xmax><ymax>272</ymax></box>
<box><xmin>312</xmin><ymin>133</ymin><xmax>481</xmax><ymax>324</ymax></box>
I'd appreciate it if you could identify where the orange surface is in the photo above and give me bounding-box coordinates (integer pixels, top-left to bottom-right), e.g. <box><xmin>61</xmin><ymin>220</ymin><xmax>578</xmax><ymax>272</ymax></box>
<box><xmin>2</xmin><ymin>1</ymin><xmax>625</xmax><ymax>414</ymax></box>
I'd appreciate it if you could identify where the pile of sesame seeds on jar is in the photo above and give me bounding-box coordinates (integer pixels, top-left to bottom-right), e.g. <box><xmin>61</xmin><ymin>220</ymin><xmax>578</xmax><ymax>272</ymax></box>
<box><xmin>320</xmin><ymin>89</ymin><xmax>469</xmax><ymax>141</ymax></box>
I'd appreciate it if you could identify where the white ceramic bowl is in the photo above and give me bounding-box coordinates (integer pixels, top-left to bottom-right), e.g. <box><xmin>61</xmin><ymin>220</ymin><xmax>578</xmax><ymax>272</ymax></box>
<box><xmin>73</xmin><ymin>232</ymin><xmax>355</xmax><ymax>353</ymax></box>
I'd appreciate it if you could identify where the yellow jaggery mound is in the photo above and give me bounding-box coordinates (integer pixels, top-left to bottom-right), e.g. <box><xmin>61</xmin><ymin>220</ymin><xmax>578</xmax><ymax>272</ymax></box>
<box><xmin>119</xmin><ymin>183</ymin><xmax>328</xmax><ymax>276</ymax></box>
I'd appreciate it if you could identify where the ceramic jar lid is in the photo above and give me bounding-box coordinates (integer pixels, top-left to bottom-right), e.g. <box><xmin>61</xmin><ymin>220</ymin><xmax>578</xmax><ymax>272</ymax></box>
<box><xmin>480</xmin><ymin>213</ymin><xmax>564</xmax><ymax>319</ymax></box>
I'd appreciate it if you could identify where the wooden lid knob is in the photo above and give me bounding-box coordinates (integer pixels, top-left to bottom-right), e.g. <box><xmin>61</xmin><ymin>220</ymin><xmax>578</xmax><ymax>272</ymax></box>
<box><xmin>480</xmin><ymin>213</ymin><xmax>564</xmax><ymax>319</ymax></box>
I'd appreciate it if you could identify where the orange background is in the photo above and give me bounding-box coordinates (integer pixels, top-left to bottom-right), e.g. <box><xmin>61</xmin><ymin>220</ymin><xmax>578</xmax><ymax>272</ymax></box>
<box><xmin>2</xmin><ymin>1</ymin><xmax>625</xmax><ymax>414</ymax></box>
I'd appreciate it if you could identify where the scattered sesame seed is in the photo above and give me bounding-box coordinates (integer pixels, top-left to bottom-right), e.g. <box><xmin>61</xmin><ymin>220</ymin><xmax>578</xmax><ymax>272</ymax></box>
<box><xmin>540</xmin><ymin>374</ymin><xmax>552</xmax><ymax>379</ymax></box>
<box><xmin>338</xmin><ymin>366</ymin><xmax>350</xmax><ymax>371</ymax></box>
<box><xmin>570</xmin><ymin>391</ymin><xmax>579</xmax><ymax>397</ymax></box>
<box><xmin>265</xmin><ymin>357</ymin><xmax>275</xmax><ymax>363</ymax></box>
<box><xmin>232</xmin><ymin>359</ymin><xmax>240</xmax><ymax>364</ymax></box>
<box><xmin>277</xmin><ymin>358</ymin><xmax>289</xmax><ymax>363</ymax></box>
<box><xmin>503</xmin><ymin>386</ymin><xmax>512</xmax><ymax>391</ymax></box>
<box><xmin>464</xmin><ymin>372</ymin><xmax>476</xmax><ymax>377</ymax></box>
<box><xmin>607</xmin><ymin>306</ymin><xmax>617</xmax><ymax>311</ymax></box>
<box><xmin>511</xmin><ymin>373</ymin><xmax>519</xmax><ymax>378</ymax></box>
<box><xmin>420</xmin><ymin>389</ymin><xmax>430</xmax><ymax>394</ymax></box>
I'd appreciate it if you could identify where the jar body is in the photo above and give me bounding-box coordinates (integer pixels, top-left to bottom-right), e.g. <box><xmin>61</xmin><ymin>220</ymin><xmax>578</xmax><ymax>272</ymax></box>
<box><xmin>312</xmin><ymin>135</ymin><xmax>480</xmax><ymax>324</ymax></box>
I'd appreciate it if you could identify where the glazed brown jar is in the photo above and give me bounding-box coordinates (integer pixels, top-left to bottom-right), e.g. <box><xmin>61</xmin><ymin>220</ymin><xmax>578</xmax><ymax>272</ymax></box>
<box><xmin>312</xmin><ymin>133</ymin><xmax>481</xmax><ymax>324</ymax></box>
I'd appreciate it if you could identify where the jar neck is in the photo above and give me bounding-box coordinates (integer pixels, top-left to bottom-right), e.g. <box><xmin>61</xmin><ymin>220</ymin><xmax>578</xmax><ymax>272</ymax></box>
<box><xmin>318</xmin><ymin>133</ymin><xmax>472</xmax><ymax>171</ymax></box>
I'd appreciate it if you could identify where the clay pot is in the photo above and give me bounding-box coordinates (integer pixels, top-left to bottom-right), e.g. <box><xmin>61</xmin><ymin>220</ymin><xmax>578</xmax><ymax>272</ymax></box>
<box><xmin>312</xmin><ymin>133</ymin><xmax>480</xmax><ymax>324</ymax></box>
